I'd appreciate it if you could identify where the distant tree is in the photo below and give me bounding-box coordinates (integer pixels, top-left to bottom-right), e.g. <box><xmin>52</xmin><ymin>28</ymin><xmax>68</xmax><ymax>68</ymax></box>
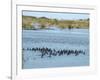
<box><xmin>60</xmin><ymin>25</ymin><xmax>66</xmax><ymax>29</ymax></box>
<box><xmin>76</xmin><ymin>27</ymin><xmax>79</xmax><ymax>29</ymax></box>
<box><xmin>54</xmin><ymin>19</ymin><xmax>58</xmax><ymax>25</ymax></box>
<box><xmin>40</xmin><ymin>24</ymin><xmax>46</xmax><ymax>29</ymax></box>
<box><xmin>79</xmin><ymin>19</ymin><xmax>83</xmax><ymax>21</ymax></box>
<box><xmin>39</xmin><ymin>17</ymin><xmax>49</xmax><ymax>20</ymax></box>
<box><xmin>87</xmin><ymin>18</ymin><xmax>89</xmax><ymax>21</ymax></box>
<box><xmin>68</xmin><ymin>25</ymin><xmax>73</xmax><ymax>30</ymax></box>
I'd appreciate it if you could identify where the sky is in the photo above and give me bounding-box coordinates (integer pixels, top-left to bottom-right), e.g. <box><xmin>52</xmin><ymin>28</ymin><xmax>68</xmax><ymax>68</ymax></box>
<box><xmin>22</xmin><ymin>10</ymin><xmax>89</xmax><ymax>20</ymax></box>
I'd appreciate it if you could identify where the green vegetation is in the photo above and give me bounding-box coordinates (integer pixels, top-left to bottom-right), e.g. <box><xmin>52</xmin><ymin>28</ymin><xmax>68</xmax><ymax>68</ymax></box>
<box><xmin>22</xmin><ymin>15</ymin><xmax>89</xmax><ymax>30</ymax></box>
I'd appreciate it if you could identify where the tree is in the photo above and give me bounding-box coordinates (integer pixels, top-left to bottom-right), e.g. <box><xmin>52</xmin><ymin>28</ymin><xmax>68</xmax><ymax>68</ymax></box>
<box><xmin>68</xmin><ymin>25</ymin><xmax>73</xmax><ymax>30</ymax></box>
<box><xmin>40</xmin><ymin>24</ymin><xmax>46</xmax><ymax>29</ymax></box>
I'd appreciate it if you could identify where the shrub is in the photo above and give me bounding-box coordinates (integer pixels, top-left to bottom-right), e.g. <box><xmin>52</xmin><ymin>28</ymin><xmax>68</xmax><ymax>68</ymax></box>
<box><xmin>40</xmin><ymin>24</ymin><xmax>46</xmax><ymax>29</ymax></box>
<box><xmin>68</xmin><ymin>25</ymin><xmax>73</xmax><ymax>29</ymax></box>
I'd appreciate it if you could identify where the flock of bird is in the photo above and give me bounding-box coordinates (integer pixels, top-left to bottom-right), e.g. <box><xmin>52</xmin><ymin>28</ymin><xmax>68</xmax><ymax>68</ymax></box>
<box><xmin>23</xmin><ymin>47</ymin><xmax>86</xmax><ymax>58</ymax></box>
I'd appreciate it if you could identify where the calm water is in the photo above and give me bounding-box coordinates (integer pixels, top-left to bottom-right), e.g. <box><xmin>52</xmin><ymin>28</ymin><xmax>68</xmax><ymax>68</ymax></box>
<box><xmin>22</xmin><ymin>29</ymin><xmax>89</xmax><ymax>69</ymax></box>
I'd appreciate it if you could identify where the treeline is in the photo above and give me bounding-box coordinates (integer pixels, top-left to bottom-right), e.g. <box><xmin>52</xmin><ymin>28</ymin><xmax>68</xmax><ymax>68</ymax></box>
<box><xmin>22</xmin><ymin>15</ymin><xmax>89</xmax><ymax>30</ymax></box>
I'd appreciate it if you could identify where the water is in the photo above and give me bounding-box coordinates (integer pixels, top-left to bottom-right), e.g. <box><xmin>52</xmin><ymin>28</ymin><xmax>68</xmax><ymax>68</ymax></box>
<box><xmin>22</xmin><ymin>29</ymin><xmax>89</xmax><ymax>69</ymax></box>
